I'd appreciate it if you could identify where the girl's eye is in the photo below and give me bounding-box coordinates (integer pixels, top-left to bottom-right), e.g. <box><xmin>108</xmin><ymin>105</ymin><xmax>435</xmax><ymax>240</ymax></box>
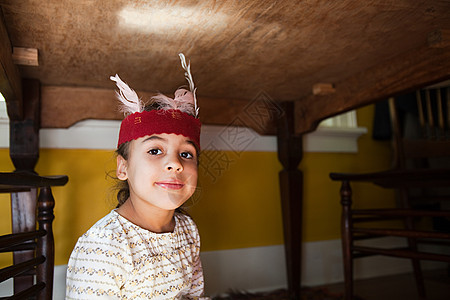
<box><xmin>148</xmin><ymin>149</ymin><xmax>162</xmax><ymax>155</ymax></box>
<box><xmin>180</xmin><ymin>152</ymin><xmax>193</xmax><ymax>159</ymax></box>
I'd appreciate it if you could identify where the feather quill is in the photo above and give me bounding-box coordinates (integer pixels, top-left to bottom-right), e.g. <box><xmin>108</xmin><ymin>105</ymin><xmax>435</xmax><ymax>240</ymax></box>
<box><xmin>178</xmin><ymin>53</ymin><xmax>199</xmax><ymax>117</ymax></box>
<box><xmin>110</xmin><ymin>74</ymin><xmax>143</xmax><ymax>115</ymax></box>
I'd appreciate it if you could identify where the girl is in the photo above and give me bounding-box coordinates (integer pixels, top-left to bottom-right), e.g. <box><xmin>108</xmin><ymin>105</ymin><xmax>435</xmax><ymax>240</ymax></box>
<box><xmin>66</xmin><ymin>54</ymin><xmax>208</xmax><ymax>299</ymax></box>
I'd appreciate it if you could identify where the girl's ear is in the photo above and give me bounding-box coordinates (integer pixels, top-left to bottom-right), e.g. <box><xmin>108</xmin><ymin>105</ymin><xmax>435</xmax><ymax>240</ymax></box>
<box><xmin>116</xmin><ymin>155</ymin><xmax>128</xmax><ymax>180</ymax></box>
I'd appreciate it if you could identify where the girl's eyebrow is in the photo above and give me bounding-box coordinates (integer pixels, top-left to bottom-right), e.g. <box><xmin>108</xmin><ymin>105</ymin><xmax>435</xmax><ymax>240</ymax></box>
<box><xmin>142</xmin><ymin>136</ymin><xmax>167</xmax><ymax>143</ymax></box>
<box><xmin>142</xmin><ymin>136</ymin><xmax>196</xmax><ymax>148</ymax></box>
<box><xmin>186</xmin><ymin>141</ymin><xmax>199</xmax><ymax>156</ymax></box>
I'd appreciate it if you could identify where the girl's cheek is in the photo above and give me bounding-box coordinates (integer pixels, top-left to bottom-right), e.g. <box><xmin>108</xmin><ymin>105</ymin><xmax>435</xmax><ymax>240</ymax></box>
<box><xmin>191</xmin><ymin>163</ymin><xmax>199</xmax><ymax>172</ymax></box>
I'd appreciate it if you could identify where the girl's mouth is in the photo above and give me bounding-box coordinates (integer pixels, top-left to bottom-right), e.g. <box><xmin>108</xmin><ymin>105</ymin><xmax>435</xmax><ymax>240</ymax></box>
<box><xmin>155</xmin><ymin>182</ymin><xmax>185</xmax><ymax>190</ymax></box>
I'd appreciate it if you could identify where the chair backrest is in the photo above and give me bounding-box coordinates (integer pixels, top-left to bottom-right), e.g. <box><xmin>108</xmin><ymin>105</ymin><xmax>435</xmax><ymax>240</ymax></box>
<box><xmin>389</xmin><ymin>87</ymin><xmax>450</xmax><ymax>170</ymax></box>
<box><xmin>0</xmin><ymin>171</ymin><xmax>68</xmax><ymax>300</ymax></box>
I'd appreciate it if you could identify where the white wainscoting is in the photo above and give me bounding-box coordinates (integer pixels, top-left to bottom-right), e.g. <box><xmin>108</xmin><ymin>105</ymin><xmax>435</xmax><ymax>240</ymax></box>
<box><xmin>0</xmin><ymin>238</ymin><xmax>438</xmax><ymax>299</ymax></box>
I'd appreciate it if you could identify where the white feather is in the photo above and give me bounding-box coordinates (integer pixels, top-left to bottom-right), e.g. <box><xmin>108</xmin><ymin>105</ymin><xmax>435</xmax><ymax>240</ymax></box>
<box><xmin>151</xmin><ymin>94</ymin><xmax>177</xmax><ymax>110</ymax></box>
<box><xmin>151</xmin><ymin>94</ymin><xmax>195</xmax><ymax>116</ymax></box>
<box><xmin>174</xmin><ymin>100</ymin><xmax>195</xmax><ymax>116</ymax></box>
<box><xmin>110</xmin><ymin>74</ymin><xmax>143</xmax><ymax>115</ymax></box>
<box><xmin>178</xmin><ymin>53</ymin><xmax>199</xmax><ymax>117</ymax></box>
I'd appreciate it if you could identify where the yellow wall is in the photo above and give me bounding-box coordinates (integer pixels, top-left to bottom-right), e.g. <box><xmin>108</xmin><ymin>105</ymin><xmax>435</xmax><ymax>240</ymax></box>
<box><xmin>0</xmin><ymin>104</ymin><xmax>395</xmax><ymax>266</ymax></box>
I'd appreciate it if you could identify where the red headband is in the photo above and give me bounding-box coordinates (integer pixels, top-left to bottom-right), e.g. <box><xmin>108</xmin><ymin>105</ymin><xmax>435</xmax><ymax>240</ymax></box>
<box><xmin>118</xmin><ymin>109</ymin><xmax>201</xmax><ymax>149</ymax></box>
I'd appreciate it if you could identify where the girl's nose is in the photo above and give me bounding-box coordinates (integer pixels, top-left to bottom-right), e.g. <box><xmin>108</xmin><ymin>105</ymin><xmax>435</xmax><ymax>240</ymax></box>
<box><xmin>166</xmin><ymin>155</ymin><xmax>183</xmax><ymax>172</ymax></box>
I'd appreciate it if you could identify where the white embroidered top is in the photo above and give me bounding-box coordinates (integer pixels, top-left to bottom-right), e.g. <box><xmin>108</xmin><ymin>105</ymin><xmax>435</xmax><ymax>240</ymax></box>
<box><xmin>66</xmin><ymin>210</ymin><xmax>208</xmax><ymax>299</ymax></box>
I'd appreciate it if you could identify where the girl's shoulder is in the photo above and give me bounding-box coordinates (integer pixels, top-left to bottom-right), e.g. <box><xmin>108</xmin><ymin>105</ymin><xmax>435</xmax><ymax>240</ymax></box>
<box><xmin>68</xmin><ymin>211</ymin><xmax>133</xmax><ymax>278</ymax></box>
<box><xmin>174</xmin><ymin>212</ymin><xmax>200</xmax><ymax>238</ymax></box>
<box><xmin>80</xmin><ymin>210</ymin><xmax>129</xmax><ymax>242</ymax></box>
<box><xmin>175</xmin><ymin>212</ymin><xmax>196</xmax><ymax>227</ymax></box>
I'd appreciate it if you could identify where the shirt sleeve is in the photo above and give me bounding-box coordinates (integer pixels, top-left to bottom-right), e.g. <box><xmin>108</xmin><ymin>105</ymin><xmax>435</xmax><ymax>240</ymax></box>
<box><xmin>66</xmin><ymin>229</ymin><xmax>131</xmax><ymax>299</ymax></box>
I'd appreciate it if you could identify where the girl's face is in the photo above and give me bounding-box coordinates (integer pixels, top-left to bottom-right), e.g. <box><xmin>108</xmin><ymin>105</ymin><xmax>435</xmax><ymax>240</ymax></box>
<box><xmin>117</xmin><ymin>133</ymin><xmax>198</xmax><ymax>212</ymax></box>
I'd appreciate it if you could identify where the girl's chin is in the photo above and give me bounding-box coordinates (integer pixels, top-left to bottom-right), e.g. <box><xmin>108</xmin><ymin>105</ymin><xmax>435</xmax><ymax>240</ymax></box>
<box><xmin>158</xmin><ymin>196</ymin><xmax>189</xmax><ymax>210</ymax></box>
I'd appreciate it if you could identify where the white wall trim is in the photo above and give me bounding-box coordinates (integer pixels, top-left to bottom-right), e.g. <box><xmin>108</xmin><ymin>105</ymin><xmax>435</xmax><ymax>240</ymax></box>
<box><xmin>0</xmin><ymin>100</ymin><xmax>367</xmax><ymax>153</ymax></box>
<box><xmin>304</xmin><ymin>126</ymin><xmax>367</xmax><ymax>153</ymax></box>
<box><xmin>0</xmin><ymin>120</ymin><xmax>367</xmax><ymax>153</ymax></box>
<box><xmin>319</xmin><ymin>110</ymin><xmax>358</xmax><ymax>128</ymax></box>
<box><xmin>40</xmin><ymin>120</ymin><xmax>121</xmax><ymax>150</ymax></box>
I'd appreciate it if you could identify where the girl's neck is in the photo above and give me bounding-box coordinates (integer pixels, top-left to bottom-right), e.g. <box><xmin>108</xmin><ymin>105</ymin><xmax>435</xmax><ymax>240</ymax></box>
<box><xmin>116</xmin><ymin>199</ymin><xmax>176</xmax><ymax>233</ymax></box>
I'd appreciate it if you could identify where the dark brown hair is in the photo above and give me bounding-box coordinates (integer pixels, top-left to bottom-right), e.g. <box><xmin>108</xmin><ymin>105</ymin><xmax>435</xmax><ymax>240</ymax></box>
<box><xmin>115</xmin><ymin>141</ymin><xmax>131</xmax><ymax>208</ymax></box>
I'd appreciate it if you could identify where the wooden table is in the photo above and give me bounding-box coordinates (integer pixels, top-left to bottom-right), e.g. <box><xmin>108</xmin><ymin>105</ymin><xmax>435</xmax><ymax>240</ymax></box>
<box><xmin>2</xmin><ymin>14</ymin><xmax>450</xmax><ymax>298</ymax></box>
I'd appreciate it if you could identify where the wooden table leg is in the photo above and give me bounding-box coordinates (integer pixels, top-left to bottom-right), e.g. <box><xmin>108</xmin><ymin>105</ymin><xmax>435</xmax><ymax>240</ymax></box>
<box><xmin>277</xmin><ymin>102</ymin><xmax>303</xmax><ymax>299</ymax></box>
<box><xmin>9</xmin><ymin>79</ymin><xmax>41</xmax><ymax>293</ymax></box>
<box><xmin>340</xmin><ymin>180</ymin><xmax>353</xmax><ymax>300</ymax></box>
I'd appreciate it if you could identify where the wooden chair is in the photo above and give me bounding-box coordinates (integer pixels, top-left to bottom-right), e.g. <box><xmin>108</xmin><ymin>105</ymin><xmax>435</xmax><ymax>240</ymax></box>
<box><xmin>330</xmin><ymin>87</ymin><xmax>450</xmax><ymax>300</ymax></box>
<box><xmin>0</xmin><ymin>171</ymin><xmax>68</xmax><ymax>299</ymax></box>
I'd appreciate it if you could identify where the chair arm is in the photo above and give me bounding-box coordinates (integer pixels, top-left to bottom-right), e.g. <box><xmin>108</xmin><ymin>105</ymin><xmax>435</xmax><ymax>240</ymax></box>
<box><xmin>0</xmin><ymin>171</ymin><xmax>68</xmax><ymax>190</ymax></box>
<box><xmin>330</xmin><ymin>168</ymin><xmax>450</xmax><ymax>188</ymax></box>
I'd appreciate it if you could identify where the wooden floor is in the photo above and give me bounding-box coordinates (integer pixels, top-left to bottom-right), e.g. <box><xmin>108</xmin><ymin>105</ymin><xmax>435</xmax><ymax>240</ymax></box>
<box><xmin>324</xmin><ymin>268</ymin><xmax>450</xmax><ymax>300</ymax></box>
